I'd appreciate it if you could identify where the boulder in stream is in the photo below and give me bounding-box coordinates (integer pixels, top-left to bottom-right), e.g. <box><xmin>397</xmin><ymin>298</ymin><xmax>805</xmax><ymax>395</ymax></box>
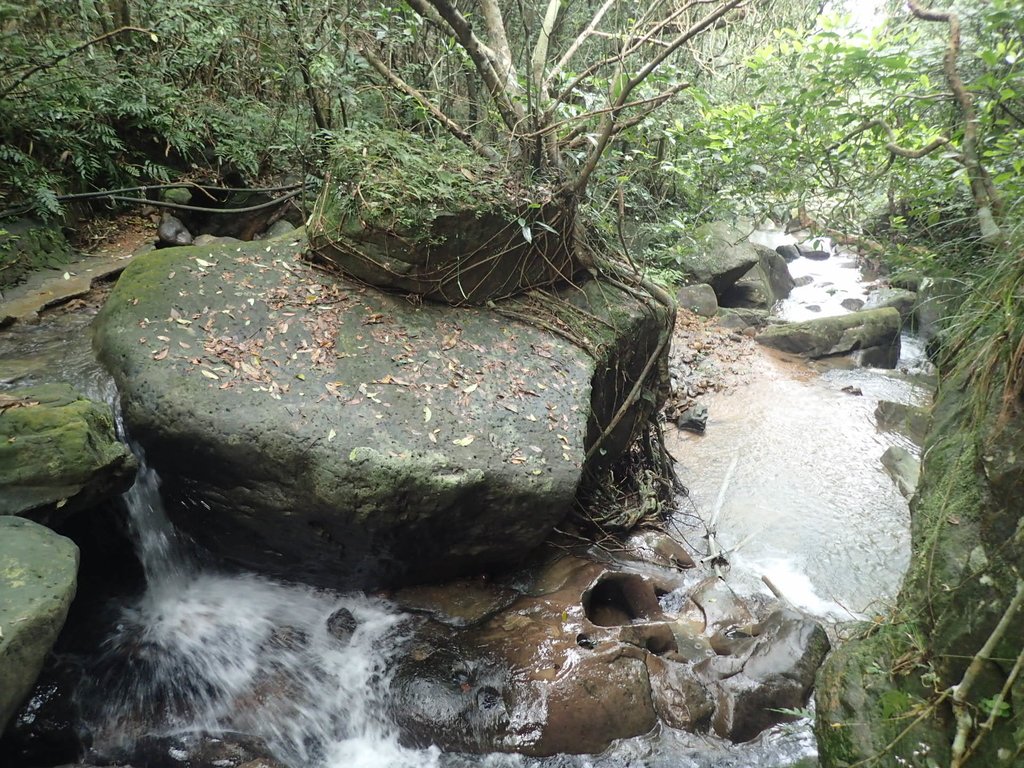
<box><xmin>720</xmin><ymin>245</ymin><xmax>795</xmax><ymax>310</ymax></box>
<box><xmin>864</xmin><ymin>286</ymin><xmax>917</xmax><ymax>323</ymax></box>
<box><xmin>676</xmin><ymin>222</ymin><xmax>761</xmax><ymax>295</ymax></box>
<box><xmin>0</xmin><ymin>516</ymin><xmax>79</xmax><ymax>733</ymax></box>
<box><xmin>0</xmin><ymin>384</ymin><xmax>137</xmax><ymax>523</ymax></box>
<box><xmin>93</xmin><ymin>236</ymin><xmax>668</xmax><ymax>587</ymax></box>
<box><xmin>881</xmin><ymin>445</ymin><xmax>920</xmax><ymax>498</ymax></box>
<box><xmin>754</xmin><ymin>307</ymin><xmax>901</xmax><ymax>367</ymax></box>
<box><xmin>775</xmin><ymin>244</ymin><xmax>801</xmax><ymax>262</ymax></box>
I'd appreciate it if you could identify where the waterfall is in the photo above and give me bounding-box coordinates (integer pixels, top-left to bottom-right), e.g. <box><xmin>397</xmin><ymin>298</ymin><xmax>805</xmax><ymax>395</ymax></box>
<box><xmin>82</xmin><ymin>422</ymin><xmax>439</xmax><ymax>768</ymax></box>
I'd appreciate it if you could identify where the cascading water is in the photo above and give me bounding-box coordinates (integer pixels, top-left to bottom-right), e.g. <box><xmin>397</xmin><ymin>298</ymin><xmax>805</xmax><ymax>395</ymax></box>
<box><xmin>80</xmin><ymin>445</ymin><xmax>440</xmax><ymax>768</ymax></box>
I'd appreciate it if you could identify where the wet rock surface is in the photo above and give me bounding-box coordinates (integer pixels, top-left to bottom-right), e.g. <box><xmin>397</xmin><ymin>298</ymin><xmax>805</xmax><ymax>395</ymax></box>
<box><xmin>0</xmin><ymin>517</ymin><xmax>79</xmax><ymax>733</ymax></box>
<box><xmin>389</xmin><ymin>554</ymin><xmax>828</xmax><ymax>756</ymax></box>
<box><xmin>93</xmin><ymin>732</ymin><xmax>288</xmax><ymax>768</ymax></box>
<box><xmin>0</xmin><ymin>384</ymin><xmax>136</xmax><ymax>522</ymax></box>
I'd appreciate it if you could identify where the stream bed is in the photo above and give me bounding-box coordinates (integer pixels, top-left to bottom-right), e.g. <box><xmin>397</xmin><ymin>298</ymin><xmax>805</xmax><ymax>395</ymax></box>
<box><xmin>0</xmin><ymin>230</ymin><xmax>932</xmax><ymax>768</ymax></box>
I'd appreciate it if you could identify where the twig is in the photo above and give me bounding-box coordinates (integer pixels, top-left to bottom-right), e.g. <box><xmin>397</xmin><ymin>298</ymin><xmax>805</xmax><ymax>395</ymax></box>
<box><xmin>949</xmin><ymin>579</ymin><xmax>1024</xmax><ymax>767</ymax></box>
<box><xmin>105</xmin><ymin>189</ymin><xmax>302</xmax><ymax>215</ymax></box>
<box><xmin>1</xmin><ymin>26</ymin><xmax>153</xmax><ymax>99</ymax></box>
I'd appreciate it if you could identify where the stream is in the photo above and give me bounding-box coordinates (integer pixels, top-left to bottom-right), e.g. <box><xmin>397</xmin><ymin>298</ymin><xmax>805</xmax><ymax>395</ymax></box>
<box><xmin>671</xmin><ymin>227</ymin><xmax>932</xmax><ymax>620</ymax></box>
<box><xmin>0</xmin><ymin>227</ymin><xmax>933</xmax><ymax>768</ymax></box>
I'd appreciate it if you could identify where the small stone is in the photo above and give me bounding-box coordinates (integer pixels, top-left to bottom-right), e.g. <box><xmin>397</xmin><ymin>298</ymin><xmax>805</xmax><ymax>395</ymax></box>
<box><xmin>841</xmin><ymin>298</ymin><xmax>865</xmax><ymax>311</ymax></box>
<box><xmin>799</xmin><ymin>247</ymin><xmax>830</xmax><ymax>260</ymax></box>
<box><xmin>677</xmin><ymin>404</ymin><xmax>709</xmax><ymax>434</ymax></box>
<box><xmin>327</xmin><ymin>607</ymin><xmax>357</xmax><ymax>641</ymax></box>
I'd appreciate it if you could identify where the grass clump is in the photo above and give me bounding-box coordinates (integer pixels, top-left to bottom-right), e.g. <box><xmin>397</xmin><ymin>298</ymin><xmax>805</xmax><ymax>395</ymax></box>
<box><xmin>325</xmin><ymin>128</ymin><xmax>532</xmax><ymax>245</ymax></box>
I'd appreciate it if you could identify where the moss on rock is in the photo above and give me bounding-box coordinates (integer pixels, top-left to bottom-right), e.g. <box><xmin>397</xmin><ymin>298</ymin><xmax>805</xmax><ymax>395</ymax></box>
<box><xmin>0</xmin><ymin>516</ymin><xmax>79</xmax><ymax>733</ymax></box>
<box><xmin>93</xmin><ymin>235</ymin><xmax>668</xmax><ymax>587</ymax></box>
<box><xmin>0</xmin><ymin>220</ymin><xmax>72</xmax><ymax>291</ymax></box>
<box><xmin>816</xmin><ymin>368</ymin><xmax>1024</xmax><ymax>766</ymax></box>
<box><xmin>0</xmin><ymin>383</ymin><xmax>136</xmax><ymax>522</ymax></box>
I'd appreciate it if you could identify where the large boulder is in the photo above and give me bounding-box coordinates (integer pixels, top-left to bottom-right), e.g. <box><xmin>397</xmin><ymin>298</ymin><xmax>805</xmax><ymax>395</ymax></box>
<box><xmin>754</xmin><ymin>307</ymin><xmax>901</xmax><ymax>367</ymax></box>
<box><xmin>864</xmin><ymin>286</ymin><xmax>917</xmax><ymax>323</ymax></box>
<box><xmin>307</xmin><ymin>130</ymin><xmax>579</xmax><ymax>305</ymax></box>
<box><xmin>0</xmin><ymin>516</ymin><xmax>79</xmax><ymax>733</ymax></box>
<box><xmin>0</xmin><ymin>384</ymin><xmax>136</xmax><ymax>523</ymax></box>
<box><xmin>676</xmin><ymin>222</ymin><xmax>760</xmax><ymax>295</ymax></box>
<box><xmin>93</xmin><ymin>237</ymin><xmax>668</xmax><ymax>587</ymax></box>
<box><xmin>721</xmin><ymin>244</ymin><xmax>795</xmax><ymax>309</ymax></box>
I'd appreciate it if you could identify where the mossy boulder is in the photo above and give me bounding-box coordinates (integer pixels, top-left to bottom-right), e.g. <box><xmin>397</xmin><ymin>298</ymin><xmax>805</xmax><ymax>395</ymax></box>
<box><xmin>0</xmin><ymin>384</ymin><xmax>136</xmax><ymax>523</ymax></box>
<box><xmin>0</xmin><ymin>219</ymin><xmax>72</xmax><ymax>291</ymax></box>
<box><xmin>307</xmin><ymin>129</ymin><xmax>579</xmax><ymax>305</ymax></box>
<box><xmin>673</xmin><ymin>222</ymin><xmax>760</xmax><ymax>295</ymax></box>
<box><xmin>93</xmin><ymin>236</ymin><xmax>668</xmax><ymax>587</ymax></box>
<box><xmin>0</xmin><ymin>516</ymin><xmax>79</xmax><ymax>733</ymax></box>
<box><xmin>755</xmin><ymin>307</ymin><xmax>901</xmax><ymax>367</ymax></box>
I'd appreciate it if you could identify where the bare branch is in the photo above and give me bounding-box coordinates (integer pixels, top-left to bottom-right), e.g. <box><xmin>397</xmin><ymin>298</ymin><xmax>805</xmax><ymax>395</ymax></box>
<box><xmin>828</xmin><ymin>118</ymin><xmax>950</xmax><ymax>158</ymax></box>
<box><xmin>907</xmin><ymin>0</ymin><xmax>1004</xmax><ymax>241</ymax></box>
<box><xmin>356</xmin><ymin>41</ymin><xmax>499</xmax><ymax>161</ymax></box>
<box><xmin>543</xmin><ymin>0</ymin><xmax>617</xmax><ymax>91</ymax></box>
<box><xmin>408</xmin><ymin>0</ymin><xmax>527</xmax><ymax>133</ymax></box>
<box><xmin>477</xmin><ymin>0</ymin><xmax>517</xmax><ymax>90</ymax></box>
<box><xmin>569</xmin><ymin>0</ymin><xmax>747</xmax><ymax>194</ymax></box>
<box><xmin>1</xmin><ymin>26</ymin><xmax>152</xmax><ymax>99</ymax></box>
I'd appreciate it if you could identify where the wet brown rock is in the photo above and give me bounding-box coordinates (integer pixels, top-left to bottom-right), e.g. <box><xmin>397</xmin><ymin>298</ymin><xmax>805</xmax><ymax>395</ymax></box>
<box><xmin>646</xmin><ymin>654</ymin><xmax>715</xmax><ymax>732</ymax></box>
<box><xmin>527</xmin><ymin>650</ymin><xmax>656</xmax><ymax>756</ymax></box>
<box><xmin>394</xmin><ymin>579</ymin><xmax>518</xmax><ymax>627</ymax></box>
<box><xmin>703</xmin><ymin>609</ymin><xmax>830</xmax><ymax>742</ymax></box>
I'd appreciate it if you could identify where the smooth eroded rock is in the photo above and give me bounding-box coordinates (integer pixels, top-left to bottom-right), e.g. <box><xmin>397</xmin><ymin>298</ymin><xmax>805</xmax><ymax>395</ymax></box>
<box><xmin>675</xmin><ymin>283</ymin><xmax>719</xmax><ymax>317</ymax></box>
<box><xmin>93</xmin><ymin>237</ymin><xmax>667</xmax><ymax>587</ymax></box>
<box><xmin>678</xmin><ymin>222</ymin><xmax>760</xmax><ymax>295</ymax></box>
<box><xmin>755</xmin><ymin>307</ymin><xmax>901</xmax><ymax>367</ymax></box>
<box><xmin>0</xmin><ymin>384</ymin><xmax>136</xmax><ymax>523</ymax></box>
<box><xmin>0</xmin><ymin>517</ymin><xmax>79</xmax><ymax>733</ymax></box>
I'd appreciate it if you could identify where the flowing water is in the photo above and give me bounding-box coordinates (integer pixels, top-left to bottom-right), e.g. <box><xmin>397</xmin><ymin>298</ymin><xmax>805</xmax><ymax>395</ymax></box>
<box><xmin>80</xmin><ymin>457</ymin><xmax>441</xmax><ymax>768</ymax></box>
<box><xmin>668</xmin><ymin>226</ymin><xmax>932</xmax><ymax>620</ymax></box>
<box><xmin>2</xmin><ymin>227</ymin><xmax>929</xmax><ymax>768</ymax></box>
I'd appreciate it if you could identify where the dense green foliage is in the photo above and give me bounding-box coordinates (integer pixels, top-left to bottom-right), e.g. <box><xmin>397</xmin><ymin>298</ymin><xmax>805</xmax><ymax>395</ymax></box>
<box><xmin>1</xmin><ymin>0</ymin><xmax>1022</xmax><ymax>295</ymax></box>
<box><xmin>0</xmin><ymin>0</ymin><xmax>362</xmax><ymax>217</ymax></box>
